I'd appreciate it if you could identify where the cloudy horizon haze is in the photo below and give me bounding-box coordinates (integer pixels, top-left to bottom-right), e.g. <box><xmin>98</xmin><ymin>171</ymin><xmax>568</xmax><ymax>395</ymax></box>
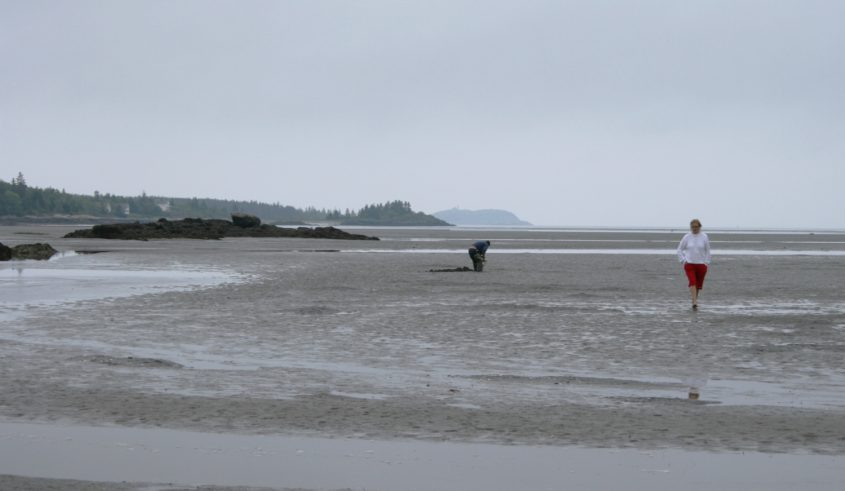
<box><xmin>2</xmin><ymin>1</ymin><xmax>843</xmax><ymax>228</ymax></box>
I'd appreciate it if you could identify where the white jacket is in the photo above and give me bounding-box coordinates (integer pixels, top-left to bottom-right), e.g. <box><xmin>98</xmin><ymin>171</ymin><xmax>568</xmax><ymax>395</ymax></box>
<box><xmin>677</xmin><ymin>232</ymin><xmax>711</xmax><ymax>264</ymax></box>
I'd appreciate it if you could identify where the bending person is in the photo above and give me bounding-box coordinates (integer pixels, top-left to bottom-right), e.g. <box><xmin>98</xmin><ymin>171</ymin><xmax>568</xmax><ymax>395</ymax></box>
<box><xmin>468</xmin><ymin>240</ymin><xmax>491</xmax><ymax>272</ymax></box>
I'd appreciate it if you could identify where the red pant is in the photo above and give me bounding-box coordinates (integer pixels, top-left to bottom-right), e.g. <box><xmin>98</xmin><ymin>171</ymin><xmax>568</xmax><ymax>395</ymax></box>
<box><xmin>684</xmin><ymin>263</ymin><xmax>708</xmax><ymax>289</ymax></box>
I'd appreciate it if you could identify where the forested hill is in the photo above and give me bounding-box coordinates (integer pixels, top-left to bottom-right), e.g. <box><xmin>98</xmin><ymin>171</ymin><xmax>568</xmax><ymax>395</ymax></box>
<box><xmin>0</xmin><ymin>175</ymin><xmax>448</xmax><ymax>226</ymax></box>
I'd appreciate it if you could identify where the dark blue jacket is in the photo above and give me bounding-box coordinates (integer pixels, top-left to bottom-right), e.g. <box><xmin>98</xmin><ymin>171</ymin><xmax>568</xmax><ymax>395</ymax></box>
<box><xmin>472</xmin><ymin>240</ymin><xmax>489</xmax><ymax>254</ymax></box>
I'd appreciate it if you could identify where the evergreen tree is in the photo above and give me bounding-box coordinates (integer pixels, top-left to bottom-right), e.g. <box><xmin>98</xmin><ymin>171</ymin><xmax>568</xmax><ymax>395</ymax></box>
<box><xmin>11</xmin><ymin>172</ymin><xmax>26</xmax><ymax>187</ymax></box>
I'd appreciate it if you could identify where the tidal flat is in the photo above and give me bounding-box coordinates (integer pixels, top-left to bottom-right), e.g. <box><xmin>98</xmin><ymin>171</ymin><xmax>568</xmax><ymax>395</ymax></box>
<box><xmin>1</xmin><ymin>224</ymin><xmax>844</xmax><ymax>490</ymax></box>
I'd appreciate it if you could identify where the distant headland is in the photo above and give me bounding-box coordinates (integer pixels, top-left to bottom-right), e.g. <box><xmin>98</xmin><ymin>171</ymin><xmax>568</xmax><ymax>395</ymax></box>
<box><xmin>433</xmin><ymin>208</ymin><xmax>532</xmax><ymax>226</ymax></box>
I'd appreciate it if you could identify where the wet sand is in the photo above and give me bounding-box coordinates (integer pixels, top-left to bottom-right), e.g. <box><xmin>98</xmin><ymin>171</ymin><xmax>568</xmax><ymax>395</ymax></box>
<box><xmin>1</xmin><ymin>224</ymin><xmax>845</xmax><ymax>489</ymax></box>
<box><xmin>3</xmin><ymin>421</ymin><xmax>844</xmax><ymax>491</ymax></box>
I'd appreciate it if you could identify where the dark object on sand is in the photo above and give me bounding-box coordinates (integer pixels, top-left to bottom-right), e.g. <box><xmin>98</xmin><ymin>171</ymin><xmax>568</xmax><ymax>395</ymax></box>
<box><xmin>63</xmin><ymin>216</ymin><xmax>379</xmax><ymax>241</ymax></box>
<box><xmin>0</xmin><ymin>242</ymin><xmax>58</xmax><ymax>261</ymax></box>
<box><xmin>429</xmin><ymin>267</ymin><xmax>474</xmax><ymax>272</ymax></box>
<box><xmin>86</xmin><ymin>355</ymin><xmax>184</xmax><ymax>369</ymax></box>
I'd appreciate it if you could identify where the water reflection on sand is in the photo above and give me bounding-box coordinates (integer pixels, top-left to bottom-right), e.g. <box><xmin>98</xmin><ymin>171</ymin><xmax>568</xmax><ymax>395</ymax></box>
<box><xmin>0</xmin><ymin>252</ymin><xmax>240</xmax><ymax>321</ymax></box>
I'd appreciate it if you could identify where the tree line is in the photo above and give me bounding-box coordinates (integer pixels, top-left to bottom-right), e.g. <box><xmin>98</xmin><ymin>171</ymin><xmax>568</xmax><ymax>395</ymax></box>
<box><xmin>0</xmin><ymin>174</ymin><xmax>448</xmax><ymax>226</ymax></box>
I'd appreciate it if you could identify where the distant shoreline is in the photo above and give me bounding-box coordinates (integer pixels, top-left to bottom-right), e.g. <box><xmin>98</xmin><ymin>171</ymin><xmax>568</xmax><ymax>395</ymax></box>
<box><xmin>3</xmin><ymin>215</ymin><xmax>843</xmax><ymax>233</ymax></box>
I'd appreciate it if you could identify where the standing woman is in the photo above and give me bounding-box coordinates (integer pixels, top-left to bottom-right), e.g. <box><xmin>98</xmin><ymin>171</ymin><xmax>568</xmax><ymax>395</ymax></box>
<box><xmin>677</xmin><ymin>219</ymin><xmax>711</xmax><ymax>309</ymax></box>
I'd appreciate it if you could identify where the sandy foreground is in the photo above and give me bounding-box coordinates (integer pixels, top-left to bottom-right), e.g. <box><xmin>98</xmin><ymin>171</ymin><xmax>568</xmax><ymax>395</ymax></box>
<box><xmin>1</xmin><ymin>224</ymin><xmax>844</xmax><ymax>490</ymax></box>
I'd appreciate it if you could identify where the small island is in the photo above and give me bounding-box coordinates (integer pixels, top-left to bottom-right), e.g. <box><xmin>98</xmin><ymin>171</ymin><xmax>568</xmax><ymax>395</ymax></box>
<box><xmin>333</xmin><ymin>201</ymin><xmax>450</xmax><ymax>226</ymax></box>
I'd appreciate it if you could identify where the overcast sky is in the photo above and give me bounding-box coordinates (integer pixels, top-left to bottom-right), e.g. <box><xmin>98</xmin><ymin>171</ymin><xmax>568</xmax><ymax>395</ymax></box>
<box><xmin>2</xmin><ymin>1</ymin><xmax>843</xmax><ymax>228</ymax></box>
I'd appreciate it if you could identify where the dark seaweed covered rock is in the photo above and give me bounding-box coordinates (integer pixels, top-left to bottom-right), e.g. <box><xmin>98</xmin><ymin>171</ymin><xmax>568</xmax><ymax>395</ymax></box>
<box><xmin>63</xmin><ymin>217</ymin><xmax>379</xmax><ymax>241</ymax></box>
<box><xmin>231</xmin><ymin>213</ymin><xmax>261</xmax><ymax>228</ymax></box>
<box><xmin>8</xmin><ymin>243</ymin><xmax>58</xmax><ymax>260</ymax></box>
<box><xmin>0</xmin><ymin>242</ymin><xmax>11</xmax><ymax>261</ymax></box>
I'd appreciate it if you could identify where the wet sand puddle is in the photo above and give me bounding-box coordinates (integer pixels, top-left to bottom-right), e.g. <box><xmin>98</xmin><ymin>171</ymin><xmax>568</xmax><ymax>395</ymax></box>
<box><xmin>0</xmin><ymin>252</ymin><xmax>242</xmax><ymax>322</ymax></box>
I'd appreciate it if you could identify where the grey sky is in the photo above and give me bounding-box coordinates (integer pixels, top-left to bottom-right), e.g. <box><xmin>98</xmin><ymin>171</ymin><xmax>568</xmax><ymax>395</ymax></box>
<box><xmin>2</xmin><ymin>1</ymin><xmax>843</xmax><ymax>227</ymax></box>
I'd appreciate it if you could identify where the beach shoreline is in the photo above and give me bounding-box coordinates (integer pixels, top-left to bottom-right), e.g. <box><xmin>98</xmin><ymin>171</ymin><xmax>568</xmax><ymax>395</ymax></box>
<box><xmin>2</xmin><ymin>224</ymin><xmax>844</xmax><ymax>489</ymax></box>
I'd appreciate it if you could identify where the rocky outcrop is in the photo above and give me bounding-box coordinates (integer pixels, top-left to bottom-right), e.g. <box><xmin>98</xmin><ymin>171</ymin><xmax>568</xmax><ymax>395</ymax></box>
<box><xmin>231</xmin><ymin>213</ymin><xmax>262</xmax><ymax>228</ymax></box>
<box><xmin>0</xmin><ymin>242</ymin><xmax>11</xmax><ymax>261</ymax></box>
<box><xmin>63</xmin><ymin>217</ymin><xmax>379</xmax><ymax>241</ymax></box>
<box><xmin>0</xmin><ymin>242</ymin><xmax>58</xmax><ymax>261</ymax></box>
<box><xmin>13</xmin><ymin>243</ymin><xmax>58</xmax><ymax>260</ymax></box>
